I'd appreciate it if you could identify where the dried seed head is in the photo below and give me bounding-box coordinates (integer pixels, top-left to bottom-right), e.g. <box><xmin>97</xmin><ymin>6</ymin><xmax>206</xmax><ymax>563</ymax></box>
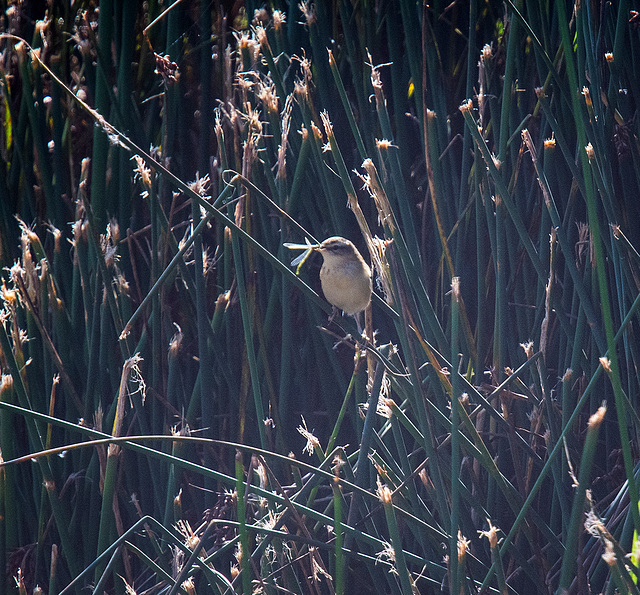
<box><xmin>257</xmin><ymin>80</ymin><xmax>278</xmax><ymax>113</ymax></box>
<box><xmin>457</xmin><ymin>531</ymin><xmax>470</xmax><ymax>564</ymax></box>
<box><xmin>47</xmin><ymin>223</ymin><xmax>62</xmax><ymax>253</ymax></box>
<box><xmin>109</xmin><ymin>218</ymin><xmax>120</xmax><ymax>243</ymax></box>
<box><xmin>599</xmin><ymin>356</ymin><xmax>611</xmax><ymax>373</ymax></box>
<box><xmin>377</xmin><ymin>396</ymin><xmax>394</xmax><ymax>419</ymax></box>
<box><xmin>320</xmin><ymin>110</ymin><xmax>333</xmax><ymax>137</ymax></box>
<box><xmin>181</xmin><ymin>577</ymin><xmax>195</xmax><ymax>595</ymax></box>
<box><xmin>100</xmin><ymin>224</ymin><xmax>118</xmax><ymax>269</ymax></box>
<box><xmin>376</xmin><ymin>139</ymin><xmax>394</xmax><ymax>151</ymax></box>
<box><xmin>419</xmin><ymin>468</ymin><xmax>433</xmax><ymax>490</ymax></box>
<box><xmin>254</xmin><ymin>456</ymin><xmax>267</xmax><ymax>488</ymax></box>
<box><xmin>311</xmin><ymin>121</ymin><xmax>323</xmax><ymax>141</ymax></box>
<box><xmin>602</xmin><ymin>538</ymin><xmax>616</xmax><ymax>566</ymax></box>
<box><xmin>298</xmin><ymin>416</ymin><xmax>320</xmax><ymax>456</ymax></box>
<box><xmin>236</xmin><ymin>74</ymin><xmax>254</xmax><ymax>100</ymax></box>
<box><xmin>122</xmin><ymin>577</ymin><xmax>137</xmax><ymax>595</ymax></box>
<box><xmin>1</xmin><ymin>280</ymin><xmax>17</xmax><ymax>306</ymax></box>
<box><xmin>0</xmin><ymin>374</ymin><xmax>13</xmax><ymax>394</ymax></box>
<box><xmin>255</xmin><ymin>24</ymin><xmax>268</xmax><ymax>47</ymax></box>
<box><xmin>451</xmin><ymin>276</ymin><xmax>460</xmax><ymax>298</ymax></box>
<box><xmin>154</xmin><ymin>53</ymin><xmax>179</xmax><ymax>83</ymax></box>
<box><xmin>235</xmin><ymin>31</ymin><xmax>254</xmax><ymax>53</ymax></box>
<box><xmin>176</xmin><ymin>520</ymin><xmax>200</xmax><ymax>551</ymax></box>
<box><xmin>188</xmin><ymin>173</ymin><xmax>210</xmax><ymax>198</ymax></box>
<box><xmin>15</xmin><ymin>40</ymin><xmax>27</xmax><ymax>62</ymax></box>
<box><xmin>520</xmin><ymin>341</ymin><xmax>534</xmax><ymax>359</ymax></box>
<box><xmin>14</xmin><ymin>569</ymin><xmax>26</xmax><ymax>592</ymax></box>
<box><xmin>585</xmin><ymin>509</ymin><xmax>606</xmax><ymax>537</ymax></box>
<box><xmin>299</xmin><ymin>1</ymin><xmax>316</xmax><ymax>25</ymax></box>
<box><xmin>377</xmin><ymin>479</ymin><xmax>393</xmax><ymax>505</ymax></box>
<box><xmin>273</xmin><ymin>10</ymin><xmax>286</xmax><ymax>30</ymax></box>
<box><xmin>479</xmin><ymin>519</ymin><xmax>500</xmax><ymax>548</ymax></box>
<box><xmin>375</xmin><ymin>540</ymin><xmax>396</xmax><ymax>566</ymax></box>
<box><xmin>115</xmin><ymin>272</ymin><xmax>130</xmax><ymax>295</ymax></box>
<box><xmin>169</xmin><ymin>324</ymin><xmax>183</xmax><ymax>356</ymax></box>
<box><xmin>370</xmin><ymin>64</ymin><xmax>382</xmax><ymax>90</ymax></box>
<box><xmin>459</xmin><ymin>99</ymin><xmax>473</xmax><ymax>114</ymax></box>
<box><xmin>253</xmin><ymin>8</ymin><xmax>269</xmax><ymax>26</ymax></box>
<box><xmin>245</xmin><ymin>105</ymin><xmax>263</xmax><ymax>136</ymax></box>
<box><xmin>133</xmin><ymin>154</ymin><xmax>152</xmax><ymax>191</ymax></box>
<box><xmin>294</xmin><ymin>79</ymin><xmax>307</xmax><ymax>99</ymax></box>
<box><xmin>585</xmin><ymin>142</ymin><xmax>595</xmax><ymax>161</ymax></box>
<box><xmin>588</xmin><ymin>404</ymin><xmax>606</xmax><ymax>428</ymax></box>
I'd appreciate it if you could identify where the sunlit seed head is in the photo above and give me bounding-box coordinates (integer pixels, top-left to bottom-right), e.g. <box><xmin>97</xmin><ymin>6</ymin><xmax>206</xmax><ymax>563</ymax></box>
<box><xmin>585</xmin><ymin>142</ymin><xmax>595</xmax><ymax>161</ymax></box>
<box><xmin>599</xmin><ymin>356</ymin><xmax>611</xmax><ymax>373</ymax></box>
<box><xmin>299</xmin><ymin>1</ymin><xmax>316</xmax><ymax>25</ymax></box>
<box><xmin>478</xmin><ymin>519</ymin><xmax>499</xmax><ymax>548</ymax></box>
<box><xmin>273</xmin><ymin>10</ymin><xmax>286</xmax><ymax>29</ymax></box>
<box><xmin>459</xmin><ymin>99</ymin><xmax>473</xmax><ymax>114</ymax></box>
<box><xmin>588</xmin><ymin>404</ymin><xmax>606</xmax><ymax>428</ymax></box>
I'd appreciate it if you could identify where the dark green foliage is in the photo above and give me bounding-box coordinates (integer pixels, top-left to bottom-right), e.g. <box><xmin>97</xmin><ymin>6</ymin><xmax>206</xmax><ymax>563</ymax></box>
<box><xmin>0</xmin><ymin>1</ymin><xmax>639</xmax><ymax>593</ymax></box>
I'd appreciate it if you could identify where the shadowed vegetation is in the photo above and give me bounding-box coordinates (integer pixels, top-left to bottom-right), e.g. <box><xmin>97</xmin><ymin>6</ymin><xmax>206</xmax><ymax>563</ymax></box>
<box><xmin>0</xmin><ymin>1</ymin><xmax>640</xmax><ymax>593</ymax></box>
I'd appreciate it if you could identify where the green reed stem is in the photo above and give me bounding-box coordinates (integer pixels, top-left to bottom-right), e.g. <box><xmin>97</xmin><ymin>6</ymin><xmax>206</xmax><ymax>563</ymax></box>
<box><xmin>557</xmin><ymin>405</ymin><xmax>606</xmax><ymax>591</ymax></box>
<box><xmin>450</xmin><ymin>277</ymin><xmax>461</xmax><ymax>594</ymax></box>
<box><xmin>235</xmin><ymin>451</ymin><xmax>252</xmax><ymax>594</ymax></box>
<box><xmin>380</xmin><ymin>484</ymin><xmax>414</xmax><ymax>595</ymax></box>
<box><xmin>332</xmin><ymin>477</ymin><xmax>345</xmax><ymax>595</ymax></box>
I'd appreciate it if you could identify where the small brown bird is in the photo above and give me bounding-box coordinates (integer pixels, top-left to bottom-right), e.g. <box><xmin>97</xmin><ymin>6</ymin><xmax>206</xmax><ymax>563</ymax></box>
<box><xmin>284</xmin><ymin>236</ymin><xmax>372</xmax><ymax>319</ymax></box>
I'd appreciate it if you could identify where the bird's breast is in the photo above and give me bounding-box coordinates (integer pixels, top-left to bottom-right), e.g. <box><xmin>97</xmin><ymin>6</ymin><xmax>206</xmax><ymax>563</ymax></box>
<box><xmin>319</xmin><ymin>260</ymin><xmax>372</xmax><ymax>315</ymax></box>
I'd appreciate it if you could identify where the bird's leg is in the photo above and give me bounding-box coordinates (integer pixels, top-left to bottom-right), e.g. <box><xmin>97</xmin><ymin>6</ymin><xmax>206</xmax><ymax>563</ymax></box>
<box><xmin>353</xmin><ymin>312</ymin><xmax>363</xmax><ymax>335</ymax></box>
<box><xmin>327</xmin><ymin>305</ymin><xmax>339</xmax><ymax>324</ymax></box>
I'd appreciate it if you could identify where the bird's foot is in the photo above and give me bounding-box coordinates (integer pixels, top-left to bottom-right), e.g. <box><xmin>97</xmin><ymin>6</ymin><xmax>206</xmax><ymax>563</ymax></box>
<box><xmin>327</xmin><ymin>306</ymin><xmax>339</xmax><ymax>325</ymax></box>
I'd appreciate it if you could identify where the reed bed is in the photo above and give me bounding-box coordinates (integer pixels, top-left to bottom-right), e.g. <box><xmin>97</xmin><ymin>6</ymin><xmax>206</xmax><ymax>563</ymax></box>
<box><xmin>0</xmin><ymin>1</ymin><xmax>639</xmax><ymax>593</ymax></box>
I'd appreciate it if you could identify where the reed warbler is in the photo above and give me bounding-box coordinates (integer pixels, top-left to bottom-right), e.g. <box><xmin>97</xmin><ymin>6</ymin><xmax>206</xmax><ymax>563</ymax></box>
<box><xmin>284</xmin><ymin>236</ymin><xmax>372</xmax><ymax>318</ymax></box>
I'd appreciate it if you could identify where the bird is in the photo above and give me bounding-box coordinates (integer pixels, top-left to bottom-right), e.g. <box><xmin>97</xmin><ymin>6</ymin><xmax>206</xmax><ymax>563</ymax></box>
<box><xmin>284</xmin><ymin>236</ymin><xmax>372</xmax><ymax>325</ymax></box>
